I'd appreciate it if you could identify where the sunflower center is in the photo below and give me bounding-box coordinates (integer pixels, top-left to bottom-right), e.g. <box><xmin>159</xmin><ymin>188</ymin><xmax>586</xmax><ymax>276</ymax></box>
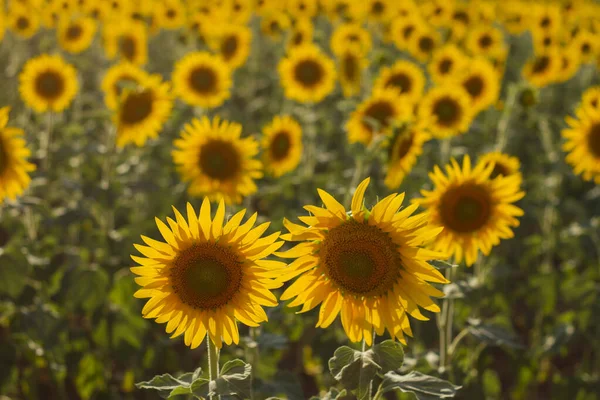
<box><xmin>221</xmin><ymin>36</ymin><xmax>238</xmax><ymax>60</ymax></box>
<box><xmin>35</xmin><ymin>71</ymin><xmax>65</xmax><ymax>100</ymax></box>
<box><xmin>440</xmin><ymin>184</ymin><xmax>492</xmax><ymax>233</ymax></box>
<box><xmin>119</xmin><ymin>36</ymin><xmax>137</xmax><ymax>61</ymax></box>
<box><xmin>386</xmin><ymin>72</ymin><xmax>412</xmax><ymax>93</ymax></box>
<box><xmin>270</xmin><ymin>131</ymin><xmax>291</xmax><ymax>160</ymax></box>
<box><xmin>170</xmin><ymin>243</ymin><xmax>243</xmax><ymax>310</ymax></box>
<box><xmin>588</xmin><ymin>123</ymin><xmax>600</xmax><ymax>158</ymax></box>
<box><xmin>199</xmin><ymin>140</ymin><xmax>240</xmax><ymax>181</ymax></box>
<box><xmin>418</xmin><ymin>36</ymin><xmax>435</xmax><ymax>53</ymax></box>
<box><xmin>362</xmin><ymin>101</ymin><xmax>394</xmax><ymax>132</ymax></box>
<box><xmin>292</xmin><ymin>31</ymin><xmax>304</xmax><ymax>45</ymax></box>
<box><xmin>591</xmin><ymin>99</ymin><xmax>598</xmax><ymax>108</ymax></box>
<box><xmin>372</xmin><ymin>1</ymin><xmax>384</xmax><ymax>15</ymax></box>
<box><xmin>479</xmin><ymin>34</ymin><xmax>492</xmax><ymax>49</ymax></box>
<box><xmin>166</xmin><ymin>9</ymin><xmax>176</xmax><ymax>19</ymax></box>
<box><xmin>120</xmin><ymin>90</ymin><xmax>153</xmax><ymax>125</ymax></box>
<box><xmin>490</xmin><ymin>162</ymin><xmax>510</xmax><ymax>178</ymax></box>
<box><xmin>540</xmin><ymin>17</ymin><xmax>550</xmax><ymax>28</ymax></box>
<box><xmin>453</xmin><ymin>11</ymin><xmax>469</xmax><ymax>24</ymax></box>
<box><xmin>464</xmin><ymin>76</ymin><xmax>484</xmax><ymax>98</ymax></box>
<box><xmin>543</xmin><ymin>36</ymin><xmax>552</xmax><ymax>47</ymax></box>
<box><xmin>347</xmin><ymin>34</ymin><xmax>359</xmax><ymax>42</ymax></box>
<box><xmin>269</xmin><ymin>20</ymin><xmax>280</xmax><ymax>34</ymax></box>
<box><xmin>189</xmin><ymin>67</ymin><xmax>218</xmax><ymax>94</ymax></box>
<box><xmin>320</xmin><ymin>221</ymin><xmax>401</xmax><ymax>296</ymax></box>
<box><xmin>16</xmin><ymin>17</ymin><xmax>29</xmax><ymax>30</ymax></box>
<box><xmin>532</xmin><ymin>56</ymin><xmax>550</xmax><ymax>74</ymax></box>
<box><xmin>342</xmin><ymin>53</ymin><xmax>358</xmax><ymax>81</ymax></box>
<box><xmin>581</xmin><ymin>43</ymin><xmax>591</xmax><ymax>54</ymax></box>
<box><xmin>66</xmin><ymin>24</ymin><xmax>83</xmax><ymax>40</ymax></box>
<box><xmin>402</xmin><ymin>25</ymin><xmax>415</xmax><ymax>39</ymax></box>
<box><xmin>395</xmin><ymin>133</ymin><xmax>414</xmax><ymax>160</ymax></box>
<box><xmin>433</xmin><ymin>97</ymin><xmax>460</xmax><ymax>126</ymax></box>
<box><xmin>294</xmin><ymin>59</ymin><xmax>324</xmax><ymax>87</ymax></box>
<box><xmin>439</xmin><ymin>58</ymin><xmax>453</xmax><ymax>74</ymax></box>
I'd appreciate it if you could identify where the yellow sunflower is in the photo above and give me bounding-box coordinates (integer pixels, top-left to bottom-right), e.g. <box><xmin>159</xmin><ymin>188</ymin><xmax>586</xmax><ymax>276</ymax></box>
<box><xmin>531</xmin><ymin>28</ymin><xmax>559</xmax><ymax>54</ymax></box>
<box><xmin>390</xmin><ymin>16</ymin><xmax>420</xmax><ymax>51</ymax></box>
<box><xmin>172</xmin><ymin>52</ymin><xmax>232</xmax><ymax>109</ymax></box>
<box><xmin>365</xmin><ymin>0</ymin><xmax>397</xmax><ymax>24</ymax></box>
<box><xmin>373</xmin><ymin>60</ymin><xmax>425</xmax><ymax>105</ymax></box>
<box><xmin>458</xmin><ymin>58</ymin><xmax>500</xmax><ymax>114</ymax></box>
<box><xmin>152</xmin><ymin>0</ymin><xmax>186</xmax><ymax>30</ymax></box>
<box><xmin>384</xmin><ymin>123</ymin><xmax>429</xmax><ymax>189</ymax></box>
<box><xmin>407</xmin><ymin>26</ymin><xmax>440</xmax><ymax>63</ymax></box>
<box><xmin>226</xmin><ymin>0</ymin><xmax>254</xmax><ymax>25</ymax></box>
<box><xmin>19</xmin><ymin>54</ymin><xmax>79</xmax><ymax>113</ymax></box>
<box><xmin>346</xmin><ymin>89</ymin><xmax>412</xmax><ymax>146</ymax></box>
<box><xmin>465</xmin><ymin>26</ymin><xmax>506</xmax><ymax>59</ymax></box>
<box><xmin>330</xmin><ymin>23</ymin><xmax>372</xmax><ymax>57</ymax></box>
<box><xmin>131</xmin><ymin>199</ymin><xmax>284</xmax><ymax>349</ymax></box>
<box><xmin>338</xmin><ymin>46</ymin><xmax>367</xmax><ymax>98</ymax></box>
<box><xmin>420</xmin><ymin>0</ymin><xmax>453</xmax><ymax>27</ymax></box>
<box><xmin>321</xmin><ymin>0</ymin><xmax>365</xmax><ymax>22</ymax></box>
<box><xmin>580</xmin><ymin>86</ymin><xmax>600</xmax><ymax>113</ymax></box>
<box><xmin>287</xmin><ymin>18</ymin><xmax>314</xmax><ymax>51</ymax></box>
<box><xmin>7</xmin><ymin>4</ymin><xmax>40</xmax><ymax>38</ymax></box>
<box><xmin>261</xmin><ymin>115</ymin><xmax>303</xmax><ymax>177</ymax></box>
<box><xmin>522</xmin><ymin>48</ymin><xmax>561</xmax><ymax>88</ymax></box>
<box><xmin>288</xmin><ymin>0</ymin><xmax>318</xmax><ymax>19</ymax></box>
<box><xmin>260</xmin><ymin>11</ymin><xmax>291</xmax><ymax>41</ymax></box>
<box><xmin>172</xmin><ymin>116</ymin><xmax>262</xmax><ymax>204</ymax></box>
<box><xmin>414</xmin><ymin>156</ymin><xmax>525</xmax><ymax>266</ymax></box>
<box><xmin>428</xmin><ymin>44</ymin><xmax>469</xmax><ymax>85</ymax></box>
<box><xmin>57</xmin><ymin>16</ymin><xmax>97</xmax><ymax>54</ymax></box>
<box><xmin>533</xmin><ymin>4</ymin><xmax>563</xmax><ymax>35</ymax></box>
<box><xmin>447</xmin><ymin>5</ymin><xmax>473</xmax><ymax>41</ymax></box>
<box><xmin>276</xmin><ymin>178</ymin><xmax>449</xmax><ymax>345</ymax></box>
<box><xmin>114</xmin><ymin>74</ymin><xmax>173</xmax><ymax>148</ymax></box>
<box><xmin>562</xmin><ymin>107</ymin><xmax>600</xmax><ymax>184</ymax></box>
<box><xmin>207</xmin><ymin>24</ymin><xmax>252</xmax><ymax>70</ymax></box>
<box><xmin>555</xmin><ymin>47</ymin><xmax>580</xmax><ymax>83</ymax></box>
<box><xmin>478</xmin><ymin>152</ymin><xmax>522</xmax><ymax>184</ymax></box>
<box><xmin>103</xmin><ymin>20</ymin><xmax>148</xmax><ymax>65</ymax></box>
<box><xmin>570</xmin><ymin>31</ymin><xmax>599</xmax><ymax>64</ymax></box>
<box><xmin>86</xmin><ymin>1</ymin><xmax>110</xmax><ymax>22</ymax></box>
<box><xmin>499</xmin><ymin>1</ymin><xmax>528</xmax><ymax>35</ymax></box>
<box><xmin>0</xmin><ymin>107</ymin><xmax>36</xmax><ymax>203</ymax></box>
<box><xmin>102</xmin><ymin>62</ymin><xmax>150</xmax><ymax>110</ymax></box>
<box><xmin>418</xmin><ymin>85</ymin><xmax>474</xmax><ymax>139</ymax></box>
<box><xmin>278</xmin><ymin>44</ymin><xmax>336</xmax><ymax>104</ymax></box>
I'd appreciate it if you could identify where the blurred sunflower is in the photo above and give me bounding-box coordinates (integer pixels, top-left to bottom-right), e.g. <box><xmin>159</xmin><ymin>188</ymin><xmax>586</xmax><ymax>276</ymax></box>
<box><xmin>373</xmin><ymin>60</ymin><xmax>425</xmax><ymax>105</ymax></box>
<box><xmin>555</xmin><ymin>48</ymin><xmax>580</xmax><ymax>83</ymax></box>
<box><xmin>478</xmin><ymin>152</ymin><xmax>522</xmax><ymax>184</ymax></box>
<box><xmin>420</xmin><ymin>0</ymin><xmax>452</xmax><ymax>27</ymax></box>
<box><xmin>570</xmin><ymin>31</ymin><xmax>599</xmax><ymax>64</ymax></box>
<box><xmin>86</xmin><ymin>1</ymin><xmax>110</xmax><ymax>22</ymax></box>
<box><xmin>415</xmin><ymin>156</ymin><xmax>525</xmax><ymax>266</ymax></box>
<box><xmin>533</xmin><ymin>4</ymin><xmax>562</xmax><ymax>35</ymax></box>
<box><xmin>384</xmin><ymin>123</ymin><xmax>429</xmax><ymax>189</ymax></box>
<box><xmin>172</xmin><ymin>52</ymin><xmax>232</xmax><ymax>109</ymax></box>
<box><xmin>465</xmin><ymin>26</ymin><xmax>506</xmax><ymax>59</ymax></box>
<box><xmin>131</xmin><ymin>199</ymin><xmax>284</xmax><ymax>349</ymax></box>
<box><xmin>330</xmin><ymin>23</ymin><xmax>371</xmax><ymax>56</ymax></box>
<box><xmin>390</xmin><ymin>16</ymin><xmax>420</xmax><ymax>50</ymax></box>
<box><xmin>338</xmin><ymin>46</ymin><xmax>366</xmax><ymax>98</ymax></box>
<box><xmin>261</xmin><ymin>115</ymin><xmax>303</xmax><ymax>178</ymax></box>
<box><xmin>321</xmin><ymin>0</ymin><xmax>364</xmax><ymax>22</ymax></box>
<box><xmin>408</xmin><ymin>26</ymin><xmax>440</xmax><ymax>63</ymax></box>
<box><xmin>0</xmin><ymin>107</ymin><xmax>36</xmax><ymax>203</ymax></box>
<box><xmin>208</xmin><ymin>24</ymin><xmax>252</xmax><ymax>70</ymax></box>
<box><xmin>260</xmin><ymin>11</ymin><xmax>291</xmax><ymax>41</ymax></box>
<box><xmin>276</xmin><ymin>178</ymin><xmax>449</xmax><ymax>345</ymax></box>
<box><xmin>288</xmin><ymin>0</ymin><xmax>318</xmax><ymax>19</ymax></box>
<box><xmin>365</xmin><ymin>0</ymin><xmax>397</xmax><ymax>24</ymax></box>
<box><xmin>499</xmin><ymin>1</ymin><xmax>528</xmax><ymax>35</ymax></box>
<box><xmin>57</xmin><ymin>16</ymin><xmax>97</xmax><ymax>54</ymax></box>
<box><xmin>428</xmin><ymin>44</ymin><xmax>468</xmax><ymax>85</ymax></box>
<box><xmin>562</xmin><ymin>107</ymin><xmax>600</xmax><ymax>184</ymax></box>
<box><xmin>458</xmin><ymin>58</ymin><xmax>500</xmax><ymax>113</ymax></box>
<box><xmin>102</xmin><ymin>62</ymin><xmax>150</xmax><ymax>110</ymax></box>
<box><xmin>7</xmin><ymin>4</ymin><xmax>40</xmax><ymax>38</ymax></box>
<box><xmin>114</xmin><ymin>75</ymin><xmax>173</xmax><ymax>148</ymax></box>
<box><xmin>103</xmin><ymin>20</ymin><xmax>148</xmax><ymax>65</ymax></box>
<box><xmin>531</xmin><ymin>28</ymin><xmax>558</xmax><ymax>54</ymax></box>
<box><xmin>418</xmin><ymin>85</ymin><xmax>474</xmax><ymax>139</ymax></box>
<box><xmin>226</xmin><ymin>0</ymin><xmax>254</xmax><ymax>25</ymax></box>
<box><xmin>447</xmin><ymin>5</ymin><xmax>473</xmax><ymax>41</ymax></box>
<box><xmin>172</xmin><ymin>116</ymin><xmax>262</xmax><ymax>204</ymax></box>
<box><xmin>19</xmin><ymin>54</ymin><xmax>78</xmax><ymax>113</ymax></box>
<box><xmin>580</xmin><ymin>86</ymin><xmax>600</xmax><ymax>112</ymax></box>
<box><xmin>287</xmin><ymin>18</ymin><xmax>313</xmax><ymax>50</ymax></box>
<box><xmin>346</xmin><ymin>89</ymin><xmax>412</xmax><ymax>146</ymax></box>
<box><xmin>522</xmin><ymin>48</ymin><xmax>561</xmax><ymax>88</ymax></box>
<box><xmin>278</xmin><ymin>44</ymin><xmax>336</xmax><ymax>104</ymax></box>
<box><xmin>153</xmin><ymin>0</ymin><xmax>186</xmax><ymax>30</ymax></box>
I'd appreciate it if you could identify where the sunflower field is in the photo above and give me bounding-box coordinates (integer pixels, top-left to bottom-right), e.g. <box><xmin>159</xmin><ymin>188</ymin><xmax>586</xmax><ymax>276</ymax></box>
<box><xmin>1</xmin><ymin>0</ymin><xmax>600</xmax><ymax>399</ymax></box>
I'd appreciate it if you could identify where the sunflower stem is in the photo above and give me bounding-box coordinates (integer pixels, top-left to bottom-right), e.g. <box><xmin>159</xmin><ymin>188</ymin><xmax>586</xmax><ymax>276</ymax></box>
<box><xmin>361</xmin><ymin>336</ymin><xmax>374</xmax><ymax>400</ymax></box>
<box><xmin>41</xmin><ymin>112</ymin><xmax>54</xmax><ymax>171</ymax></box>
<box><xmin>495</xmin><ymin>83</ymin><xmax>518</xmax><ymax>152</ymax></box>
<box><xmin>438</xmin><ymin>266</ymin><xmax>456</xmax><ymax>375</ymax></box>
<box><xmin>207</xmin><ymin>336</ymin><xmax>220</xmax><ymax>400</ymax></box>
<box><xmin>440</xmin><ymin>138</ymin><xmax>451</xmax><ymax>165</ymax></box>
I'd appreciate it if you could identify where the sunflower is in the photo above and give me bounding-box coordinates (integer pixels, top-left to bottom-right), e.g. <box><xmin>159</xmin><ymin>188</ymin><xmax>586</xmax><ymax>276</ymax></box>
<box><xmin>365</xmin><ymin>0</ymin><xmax>397</xmax><ymax>24</ymax></box>
<box><xmin>227</xmin><ymin>0</ymin><xmax>254</xmax><ymax>25</ymax></box>
<box><xmin>153</xmin><ymin>0</ymin><xmax>186</xmax><ymax>30</ymax></box>
<box><xmin>276</xmin><ymin>178</ymin><xmax>449</xmax><ymax>345</ymax></box>
<box><xmin>172</xmin><ymin>116</ymin><xmax>262</xmax><ymax>204</ymax></box>
<box><xmin>458</xmin><ymin>58</ymin><xmax>500</xmax><ymax>113</ymax></box>
<box><xmin>580</xmin><ymin>86</ymin><xmax>600</xmax><ymax>113</ymax></box>
<box><xmin>321</xmin><ymin>0</ymin><xmax>365</xmax><ymax>22</ymax></box>
<box><xmin>207</xmin><ymin>24</ymin><xmax>252</xmax><ymax>70</ymax></box>
<box><xmin>499</xmin><ymin>2</ymin><xmax>528</xmax><ymax>35</ymax></box>
<box><xmin>102</xmin><ymin>62</ymin><xmax>150</xmax><ymax>110</ymax></box>
<box><xmin>278</xmin><ymin>44</ymin><xmax>336</xmax><ymax>104</ymax></box>
<box><xmin>287</xmin><ymin>18</ymin><xmax>313</xmax><ymax>50</ymax></box>
<box><xmin>384</xmin><ymin>123</ymin><xmax>429</xmax><ymax>189</ymax></box>
<box><xmin>418</xmin><ymin>85</ymin><xmax>474</xmax><ymax>139</ymax></box>
<box><xmin>420</xmin><ymin>0</ymin><xmax>453</xmax><ymax>27</ymax></box>
<box><xmin>533</xmin><ymin>4</ymin><xmax>562</xmax><ymax>35</ymax></box>
<box><xmin>407</xmin><ymin>26</ymin><xmax>440</xmax><ymax>63</ymax></box>
<box><xmin>478</xmin><ymin>152</ymin><xmax>522</xmax><ymax>184</ymax></box>
<box><xmin>57</xmin><ymin>16</ymin><xmax>97</xmax><ymax>54</ymax></box>
<box><xmin>414</xmin><ymin>156</ymin><xmax>525</xmax><ymax>266</ymax></box>
<box><xmin>103</xmin><ymin>20</ymin><xmax>148</xmax><ymax>65</ymax></box>
<box><xmin>330</xmin><ymin>23</ymin><xmax>372</xmax><ymax>57</ymax></box>
<box><xmin>373</xmin><ymin>60</ymin><xmax>425</xmax><ymax>105</ymax></box>
<box><xmin>447</xmin><ymin>5</ymin><xmax>473</xmax><ymax>41</ymax></box>
<box><xmin>7</xmin><ymin>4</ymin><xmax>40</xmax><ymax>38</ymax></box>
<box><xmin>261</xmin><ymin>115</ymin><xmax>303</xmax><ymax>177</ymax></box>
<box><xmin>346</xmin><ymin>89</ymin><xmax>412</xmax><ymax>146</ymax></box>
<box><xmin>260</xmin><ymin>11</ymin><xmax>291</xmax><ymax>41</ymax></box>
<box><xmin>19</xmin><ymin>54</ymin><xmax>78</xmax><ymax>113</ymax></box>
<box><xmin>390</xmin><ymin>16</ymin><xmax>421</xmax><ymax>51</ymax></box>
<box><xmin>338</xmin><ymin>46</ymin><xmax>367</xmax><ymax>98</ymax></box>
<box><xmin>465</xmin><ymin>26</ymin><xmax>506</xmax><ymax>59</ymax></box>
<box><xmin>570</xmin><ymin>31</ymin><xmax>599</xmax><ymax>64</ymax></box>
<box><xmin>172</xmin><ymin>52</ymin><xmax>232</xmax><ymax>109</ymax></box>
<box><xmin>0</xmin><ymin>107</ymin><xmax>36</xmax><ymax>203</ymax></box>
<box><xmin>86</xmin><ymin>1</ymin><xmax>110</xmax><ymax>21</ymax></box>
<box><xmin>562</xmin><ymin>107</ymin><xmax>600</xmax><ymax>184</ymax></box>
<box><xmin>428</xmin><ymin>44</ymin><xmax>468</xmax><ymax>85</ymax></box>
<box><xmin>131</xmin><ymin>199</ymin><xmax>284</xmax><ymax>349</ymax></box>
<box><xmin>288</xmin><ymin>0</ymin><xmax>318</xmax><ymax>19</ymax></box>
<box><xmin>555</xmin><ymin>47</ymin><xmax>580</xmax><ymax>83</ymax></box>
<box><xmin>522</xmin><ymin>48</ymin><xmax>561</xmax><ymax>88</ymax></box>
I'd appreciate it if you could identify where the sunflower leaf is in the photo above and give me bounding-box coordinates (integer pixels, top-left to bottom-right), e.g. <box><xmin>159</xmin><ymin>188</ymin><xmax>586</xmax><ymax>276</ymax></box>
<box><xmin>467</xmin><ymin>319</ymin><xmax>525</xmax><ymax>349</ymax></box>
<box><xmin>195</xmin><ymin>359</ymin><xmax>252</xmax><ymax>399</ymax></box>
<box><xmin>328</xmin><ymin>346</ymin><xmax>381</xmax><ymax>400</ymax></box>
<box><xmin>372</xmin><ymin>340</ymin><xmax>404</xmax><ymax>373</ymax></box>
<box><xmin>377</xmin><ymin>371</ymin><xmax>461</xmax><ymax>400</ymax></box>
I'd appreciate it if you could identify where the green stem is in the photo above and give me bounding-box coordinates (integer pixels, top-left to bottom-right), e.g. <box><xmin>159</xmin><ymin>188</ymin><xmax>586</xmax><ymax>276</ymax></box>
<box><xmin>438</xmin><ymin>266</ymin><xmax>456</xmax><ymax>375</ymax></box>
<box><xmin>207</xmin><ymin>336</ymin><xmax>220</xmax><ymax>400</ymax></box>
<box><xmin>41</xmin><ymin>112</ymin><xmax>54</xmax><ymax>171</ymax></box>
<box><xmin>361</xmin><ymin>336</ymin><xmax>373</xmax><ymax>400</ymax></box>
<box><xmin>495</xmin><ymin>84</ymin><xmax>518</xmax><ymax>152</ymax></box>
<box><xmin>440</xmin><ymin>138</ymin><xmax>452</xmax><ymax>165</ymax></box>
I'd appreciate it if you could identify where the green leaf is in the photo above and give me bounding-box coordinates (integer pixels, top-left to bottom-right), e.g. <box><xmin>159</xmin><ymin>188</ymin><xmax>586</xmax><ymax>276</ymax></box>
<box><xmin>372</xmin><ymin>340</ymin><xmax>404</xmax><ymax>373</ymax></box>
<box><xmin>136</xmin><ymin>374</ymin><xmax>189</xmax><ymax>391</ymax></box>
<box><xmin>214</xmin><ymin>359</ymin><xmax>252</xmax><ymax>399</ymax></box>
<box><xmin>328</xmin><ymin>346</ymin><xmax>381</xmax><ymax>400</ymax></box>
<box><xmin>0</xmin><ymin>254</ymin><xmax>31</xmax><ymax>298</ymax></box>
<box><xmin>468</xmin><ymin>319</ymin><xmax>524</xmax><ymax>349</ymax></box>
<box><xmin>378</xmin><ymin>371</ymin><xmax>461</xmax><ymax>400</ymax></box>
<box><xmin>64</xmin><ymin>268</ymin><xmax>109</xmax><ymax>311</ymax></box>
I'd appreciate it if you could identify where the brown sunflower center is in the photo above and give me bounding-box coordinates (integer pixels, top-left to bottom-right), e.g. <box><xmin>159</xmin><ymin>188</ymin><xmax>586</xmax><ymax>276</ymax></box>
<box><xmin>342</xmin><ymin>53</ymin><xmax>358</xmax><ymax>81</ymax></box>
<box><xmin>439</xmin><ymin>183</ymin><xmax>492</xmax><ymax>233</ymax></box>
<box><xmin>292</xmin><ymin>31</ymin><xmax>304</xmax><ymax>45</ymax></box>
<box><xmin>66</xmin><ymin>24</ymin><xmax>83</xmax><ymax>40</ymax></box>
<box><xmin>362</xmin><ymin>101</ymin><xmax>395</xmax><ymax>132</ymax></box>
<box><xmin>293</xmin><ymin>59</ymin><xmax>324</xmax><ymax>87</ymax></box>
<box><xmin>418</xmin><ymin>36</ymin><xmax>435</xmax><ymax>53</ymax></box>
<box><xmin>16</xmin><ymin>16</ymin><xmax>29</xmax><ymax>30</ymax></box>
<box><xmin>166</xmin><ymin>9</ymin><xmax>176</xmax><ymax>19</ymax></box>
<box><xmin>199</xmin><ymin>140</ymin><xmax>240</xmax><ymax>181</ymax></box>
<box><xmin>120</xmin><ymin>90</ymin><xmax>153</xmax><ymax>125</ymax></box>
<box><xmin>388</xmin><ymin>130</ymin><xmax>414</xmax><ymax>161</ymax></box>
<box><xmin>386</xmin><ymin>72</ymin><xmax>412</xmax><ymax>93</ymax></box>
<box><xmin>402</xmin><ymin>25</ymin><xmax>415</xmax><ymax>40</ymax></box>
<box><xmin>119</xmin><ymin>36</ymin><xmax>137</xmax><ymax>61</ymax></box>
<box><xmin>433</xmin><ymin>97</ymin><xmax>461</xmax><ymax>127</ymax></box>
<box><xmin>479</xmin><ymin>34</ymin><xmax>493</xmax><ymax>49</ymax></box>
<box><xmin>439</xmin><ymin>58</ymin><xmax>453</xmax><ymax>74</ymax></box>
<box><xmin>463</xmin><ymin>76</ymin><xmax>484</xmax><ymax>98</ymax></box>
<box><xmin>581</xmin><ymin>42</ymin><xmax>591</xmax><ymax>54</ymax></box>
<box><xmin>490</xmin><ymin>162</ymin><xmax>510</xmax><ymax>178</ymax></box>
<box><xmin>35</xmin><ymin>71</ymin><xmax>65</xmax><ymax>100</ymax></box>
<box><xmin>453</xmin><ymin>11</ymin><xmax>469</xmax><ymax>24</ymax></box>
<box><xmin>269</xmin><ymin>20</ymin><xmax>281</xmax><ymax>34</ymax></box>
<box><xmin>221</xmin><ymin>36</ymin><xmax>238</xmax><ymax>60</ymax></box>
<box><xmin>320</xmin><ymin>220</ymin><xmax>401</xmax><ymax>296</ymax></box>
<box><xmin>371</xmin><ymin>1</ymin><xmax>384</xmax><ymax>15</ymax></box>
<box><xmin>270</xmin><ymin>131</ymin><xmax>291</xmax><ymax>160</ymax></box>
<box><xmin>540</xmin><ymin>16</ymin><xmax>550</xmax><ymax>28</ymax></box>
<box><xmin>170</xmin><ymin>242</ymin><xmax>243</xmax><ymax>310</ymax></box>
<box><xmin>588</xmin><ymin>123</ymin><xmax>600</xmax><ymax>158</ymax></box>
<box><xmin>591</xmin><ymin>98</ymin><xmax>598</xmax><ymax>108</ymax></box>
<box><xmin>543</xmin><ymin>36</ymin><xmax>552</xmax><ymax>47</ymax></box>
<box><xmin>189</xmin><ymin>66</ymin><xmax>218</xmax><ymax>94</ymax></box>
<box><xmin>532</xmin><ymin>56</ymin><xmax>550</xmax><ymax>74</ymax></box>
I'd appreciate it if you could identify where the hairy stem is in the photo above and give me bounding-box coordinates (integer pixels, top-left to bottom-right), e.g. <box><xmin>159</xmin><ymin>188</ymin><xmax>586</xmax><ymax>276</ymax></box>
<box><xmin>207</xmin><ymin>336</ymin><xmax>220</xmax><ymax>400</ymax></box>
